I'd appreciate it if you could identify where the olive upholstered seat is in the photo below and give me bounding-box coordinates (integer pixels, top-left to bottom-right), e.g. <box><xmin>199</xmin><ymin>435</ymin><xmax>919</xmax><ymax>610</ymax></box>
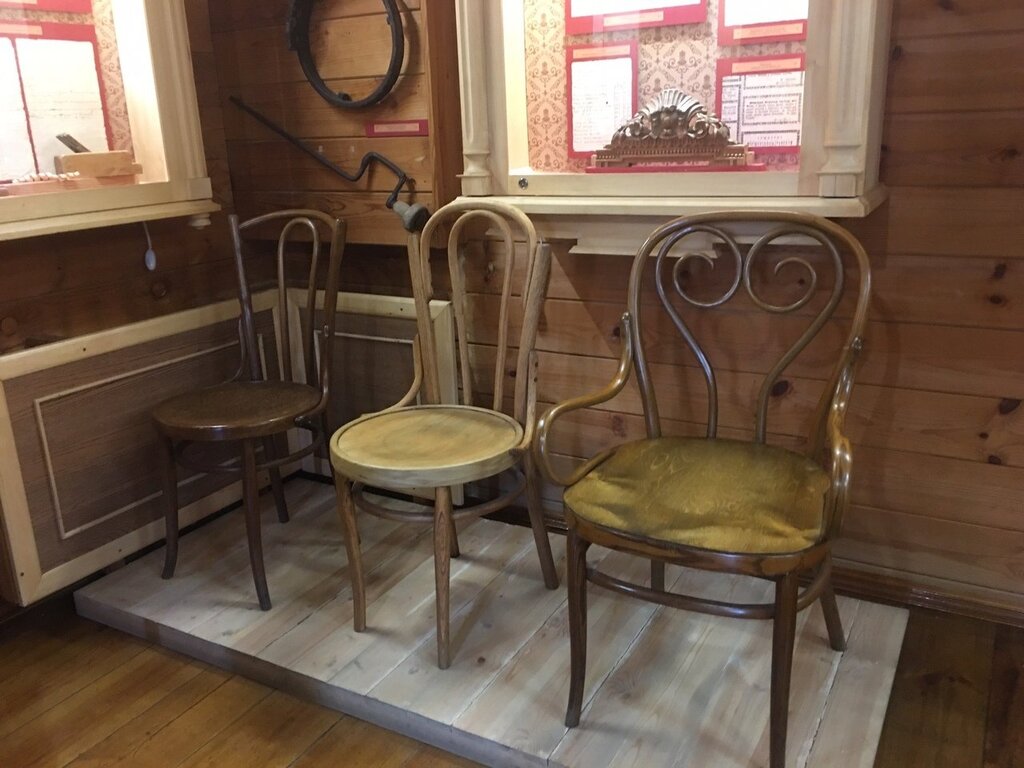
<box><xmin>564</xmin><ymin>437</ymin><xmax>830</xmax><ymax>555</ymax></box>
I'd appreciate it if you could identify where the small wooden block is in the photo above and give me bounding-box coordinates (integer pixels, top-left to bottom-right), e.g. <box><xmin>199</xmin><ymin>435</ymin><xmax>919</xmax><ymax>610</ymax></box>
<box><xmin>54</xmin><ymin>151</ymin><xmax>143</xmax><ymax>178</ymax></box>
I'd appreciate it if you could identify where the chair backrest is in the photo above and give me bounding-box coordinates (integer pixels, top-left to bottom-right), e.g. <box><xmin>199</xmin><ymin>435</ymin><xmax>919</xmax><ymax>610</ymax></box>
<box><xmin>230</xmin><ymin>210</ymin><xmax>346</xmax><ymax>406</ymax></box>
<box><xmin>627</xmin><ymin>211</ymin><xmax>871</xmax><ymax>458</ymax></box>
<box><xmin>414</xmin><ymin>199</ymin><xmax>550</xmax><ymax>425</ymax></box>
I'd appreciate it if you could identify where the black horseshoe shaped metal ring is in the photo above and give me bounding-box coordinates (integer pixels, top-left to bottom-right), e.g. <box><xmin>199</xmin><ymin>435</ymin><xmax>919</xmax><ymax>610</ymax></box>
<box><xmin>286</xmin><ymin>0</ymin><xmax>405</xmax><ymax>110</ymax></box>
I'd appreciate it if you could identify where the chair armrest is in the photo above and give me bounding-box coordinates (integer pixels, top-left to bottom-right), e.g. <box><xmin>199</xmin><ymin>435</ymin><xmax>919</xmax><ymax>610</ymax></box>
<box><xmin>534</xmin><ymin>313</ymin><xmax>634</xmax><ymax>487</ymax></box>
<box><xmin>822</xmin><ymin>337</ymin><xmax>862</xmax><ymax>536</ymax></box>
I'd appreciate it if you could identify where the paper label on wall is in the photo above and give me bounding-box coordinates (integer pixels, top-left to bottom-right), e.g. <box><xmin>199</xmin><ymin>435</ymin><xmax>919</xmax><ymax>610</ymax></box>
<box><xmin>570</xmin><ymin>56</ymin><xmax>635</xmax><ymax>154</ymax></box>
<box><xmin>723</xmin><ymin>0</ymin><xmax>808</xmax><ymax>27</ymax></box>
<box><xmin>16</xmin><ymin>36</ymin><xmax>108</xmax><ymax>172</ymax></box>
<box><xmin>720</xmin><ymin>70</ymin><xmax>803</xmax><ymax>150</ymax></box>
<box><xmin>0</xmin><ymin>38</ymin><xmax>34</xmax><ymax>179</ymax></box>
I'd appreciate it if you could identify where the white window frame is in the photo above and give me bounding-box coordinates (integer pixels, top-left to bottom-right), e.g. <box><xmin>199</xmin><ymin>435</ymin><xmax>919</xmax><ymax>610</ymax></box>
<box><xmin>0</xmin><ymin>0</ymin><xmax>217</xmax><ymax>241</ymax></box>
<box><xmin>455</xmin><ymin>0</ymin><xmax>893</xmax><ymax>228</ymax></box>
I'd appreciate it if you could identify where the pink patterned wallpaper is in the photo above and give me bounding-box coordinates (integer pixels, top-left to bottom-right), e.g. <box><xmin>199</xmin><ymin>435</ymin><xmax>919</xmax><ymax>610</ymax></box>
<box><xmin>524</xmin><ymin>0</ymin><xmax>803</xmax><ymax>172</ymax></box>
<box><xmin>0</xmin><ymin>0</ymin><xmax>133</xmax><ymax>157</ymax></box>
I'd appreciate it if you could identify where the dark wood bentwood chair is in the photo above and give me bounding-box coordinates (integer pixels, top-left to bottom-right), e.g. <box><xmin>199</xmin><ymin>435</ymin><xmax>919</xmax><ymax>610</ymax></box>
<box><xmin>536</xmin><ymin>212</ymin><xmax>871</xmax><ymax>768</ymax></box>
<box><xmin>329</xmin><ymin>198</ymin><xmax>559</xmax><ymax>669</ymax></box>
<box><xmin>153</xmin><ymin>210</ymin><xmax>346</xmax><ymax>611</ymax></box>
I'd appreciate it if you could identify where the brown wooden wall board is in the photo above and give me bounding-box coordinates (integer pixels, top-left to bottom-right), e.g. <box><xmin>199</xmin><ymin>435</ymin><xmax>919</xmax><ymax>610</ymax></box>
<box><xmin>212</xmin><ymin>12</ymin><xmax>423</xmax><ymax>89</ymax></box>
<box><xmin>223</xmin><ymin>77</ymin><xmax>431</xmax><ymax>142</ymax></box>
<box><xmin>836</xmin><ymin>505</ymin><xmax>1024</xmax><ymax>598</ymax></box>
<box><xmin>208</xmin><ymin>0</ymin><xmax>423</xmax><ymax>34</ymax></box>
<box><xmin>885</xmin><ymin>32</ymin><xmax>1024</xmax><ymax>114</ymax></box>
<box><xmin>466</xmin><ymin>292</ymin><xmax>1024</xmax><ymax>400</ymax></box>
<box><xmin>844</xmin><ymin>187</ymin><xmax>1024</xmax><ymax>259</ymax></box>
<box><xmin>347</xmin><ymin>241</ymin><xmax>1024</xmax><ymax>332</ymax></box>
<box><xmin>233</xmin><ymin>191</ymin><xmax>427</xmax><ymax>247</ymax></box>
<box><xmin>226</xmin><ymin>137</ymin><xmax>434</xmax><ymax>194</ymax></box>
<box><xmin>892</xmin><ymin>0</ymin><xmax>1024</xmax><ymax>39</ymax></box>
<box><xmin>881</xmin><ymin>111</ymin><xmax>1024</xmax><ymax>189</ymax></box>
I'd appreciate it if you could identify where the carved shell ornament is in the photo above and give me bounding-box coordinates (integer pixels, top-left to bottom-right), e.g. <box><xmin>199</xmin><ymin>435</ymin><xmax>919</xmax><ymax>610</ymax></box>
<box><xmin>612</xmin><ymin>89</ymin><xmax>732</xmax><ymax>143</ymax></box>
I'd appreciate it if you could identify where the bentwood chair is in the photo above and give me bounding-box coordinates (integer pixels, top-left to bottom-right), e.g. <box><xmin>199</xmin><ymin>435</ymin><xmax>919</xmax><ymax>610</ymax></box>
<box><xmin>536</xmin><ymin>212</ymin><xmax>871</xmax><ymax>768</ymax></box>
<box><xmin>330</xmin><ymin>199</ymin><xmax>559</xmax><ymax>669</ymax></box>
<box><xmin>153</xmin><ymin>210</ymin><xmax>346</xmax><ymax>611</ymax></box>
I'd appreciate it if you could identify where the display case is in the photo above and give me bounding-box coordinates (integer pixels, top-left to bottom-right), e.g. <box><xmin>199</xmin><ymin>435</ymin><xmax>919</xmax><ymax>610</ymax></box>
<box><xmin>455</xmin><ymin>0</ymin><xmax>893</xmax><ymax>247</ymax></box>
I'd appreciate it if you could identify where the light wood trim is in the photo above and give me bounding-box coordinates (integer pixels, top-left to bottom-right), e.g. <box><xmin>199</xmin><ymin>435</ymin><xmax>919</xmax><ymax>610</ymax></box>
<box><xmin>0</xmin><ymin>0</ymin><xmax>214</xmax><ymax>239</ymax></box>
<box><xmin>457</xmin><ymin>0</ymin><xmax>891</xmax><ymax>209</ymax></box>
<box><xmin>0</xmin><ymin>380</ymin><xmax>41</xmax><ymax>604</ymax></box>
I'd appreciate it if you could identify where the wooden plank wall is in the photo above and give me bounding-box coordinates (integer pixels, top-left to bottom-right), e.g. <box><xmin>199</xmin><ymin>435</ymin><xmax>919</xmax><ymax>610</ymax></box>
<box><xmin>324</xmin><ymin>1</ymin><xmax>1024</xmax><ymax>621</ymax></box>
<box><xmin>0</xmin><ymin>0</ymin><xmax>244</xmax><ymax>357</ymax></box>
<box><xmin>209</xmin><ymin>0</ymin><xmax>461</xmax><ymax>246</ymax></box>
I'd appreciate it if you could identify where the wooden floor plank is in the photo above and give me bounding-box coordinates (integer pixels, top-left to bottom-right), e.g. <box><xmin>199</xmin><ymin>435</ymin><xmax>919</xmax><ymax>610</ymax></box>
<box><xmin>258</xmin><ymin>519</ymin><xmax>436</xmax><ymax>669</ymax></box>
<box><xmin>549</xmin><ymin>570</ymin><xmax>754</xmax><ymax>768</ymax></box>
<box><xmin>366</xmin><ymin>536</ymin><xmax>568</xmax><ymax>725</ymax></box>
<box><xmin>0</xmin><ymin>646</ymin><xmax>204</xmax><ymax>768</ymax></box>
<box><xmin>326</xmin><ymin>522</ymin><xmax>537</xmax><ymax>695</ymax></box>
<box><xmin>806</xmin><ymin>601</ymin><xmax>914</xmax><ymax>768</ymax></box>
<box><xmin>454</xmin><ymin>549</ymin><xmax>660</xmax><ymax>760</ymax></box>
<box><xmin>62</xmin><ymin>669</ymin><xmax>245</xmax><ymax>768</ymax></box>
<box><xmin>288</xmin><ymin>715</ymin><xmax>478</xmax><ymax>768</ymax></box>
<box><xmin>186</xmin><ymin>505</ymin><xmax>394</xmax><ymax>651</ymax></box>
<box><xmin>175</xmin><ymin>690</ymin><xmax>341</xmax><ymax>768</ymax></box>
<box><xmin>0</xmin><ymin>621</ymin><xmax>150</xmax><ymax>738</ymax></box>
<box><xmin>983</xmin><ymin>624</ymin><xmax>1024</xmax><ymax>768</ymax></box>
<box><xmin>0</xmin><ymin>603</ymin><xmax>96</xmax><ymax>683</ymax></box>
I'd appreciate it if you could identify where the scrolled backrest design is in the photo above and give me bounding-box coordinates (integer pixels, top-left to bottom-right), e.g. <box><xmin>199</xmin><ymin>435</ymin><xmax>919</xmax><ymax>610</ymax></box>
<box><xmin>415</xmin><ymin>200</ymin><xmax>548</xmax><ymax>424</ymax></box>
<box><xmin>628</xmin><ymin>211</ymin><xmax>870</xmax><ymax>450</ymax></box>
<box><xmin>231</xmin><ymin>210</ymin><xmax>346</xmax><ymax>405</ymax></box>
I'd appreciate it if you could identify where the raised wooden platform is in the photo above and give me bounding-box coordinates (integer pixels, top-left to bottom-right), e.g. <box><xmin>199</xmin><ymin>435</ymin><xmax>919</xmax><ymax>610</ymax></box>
<box><xmin>75</xmin><ymin>480</ymin><xmax>908</xmax><ymax>767</ymax></box>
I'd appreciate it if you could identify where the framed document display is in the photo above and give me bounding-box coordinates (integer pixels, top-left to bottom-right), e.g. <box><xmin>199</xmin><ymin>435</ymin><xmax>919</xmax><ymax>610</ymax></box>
<box><xmin>0</xmin><ymin>21</ymin><xmax>110</xmax><ymax>175</ymax></box>
<box><xmin>565</xmin><ymin>0</ymin><xmax>706</xmax><ymax>36</ymax></box>
<box><xmin>717</xmin><ymin>54</ymin><xmax>805</xmax><ymax>153</ymax></box>
<box><xmin>718</xmin><ymin>0</ymin><xmax>808</xmax><ymax>46</ymax></box>
<box><xmin>566</xmin><ymin>41</ymin><xmax>638</xmax><ymax>158</ymax></box>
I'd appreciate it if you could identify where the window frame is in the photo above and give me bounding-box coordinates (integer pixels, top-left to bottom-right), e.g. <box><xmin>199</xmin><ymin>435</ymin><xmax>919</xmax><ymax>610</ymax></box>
<box><xmin>0</xmin><ymin>0</ymin><xmax>217</xmax><ymax>241</ymax></box>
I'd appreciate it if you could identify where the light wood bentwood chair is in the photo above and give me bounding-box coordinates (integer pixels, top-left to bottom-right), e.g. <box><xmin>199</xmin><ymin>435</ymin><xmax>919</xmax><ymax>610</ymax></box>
<box><xmin>330</xmin><ymin>199</ymin><xmax>559</xmax><ymax>669</ymax></box>
<box><xmin>536</xmin><ymin>212</ymin><xmax>871</xmax><ymax>768</ymax></box>
<box><xmin>154</xmin><ymin>210</ymin><xmax>346</xmax><ymax>611</ymax></box>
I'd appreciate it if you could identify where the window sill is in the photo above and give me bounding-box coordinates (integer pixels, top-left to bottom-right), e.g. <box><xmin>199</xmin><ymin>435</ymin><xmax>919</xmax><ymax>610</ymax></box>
<box><xmin>0</xmin><ymin>199</ymin><xmax>221</xmax><ymax>242</ymax></box>
<box><xmin>468</xmin><ymin>185</ymin><xmax>887</xmax><ymax>255</ymax></box>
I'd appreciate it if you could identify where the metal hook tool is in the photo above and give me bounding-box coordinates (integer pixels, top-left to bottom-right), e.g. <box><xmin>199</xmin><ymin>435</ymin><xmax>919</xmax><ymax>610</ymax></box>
<box><xmin>230</xmin><ymin>96</ymin><xmax>430</xmax><ymax>232</ymax></box>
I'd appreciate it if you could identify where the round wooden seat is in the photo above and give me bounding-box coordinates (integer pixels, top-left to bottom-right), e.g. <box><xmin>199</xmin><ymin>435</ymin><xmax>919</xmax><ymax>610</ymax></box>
<box><xmin>152</xmin><ymin>380</ymin><xmax>320</xmax><ymax>441</ymax></box>
<box><xmin>330</xmin><ymin>405</ymin><xmax>523</xmax><ymax>488</ymax></box>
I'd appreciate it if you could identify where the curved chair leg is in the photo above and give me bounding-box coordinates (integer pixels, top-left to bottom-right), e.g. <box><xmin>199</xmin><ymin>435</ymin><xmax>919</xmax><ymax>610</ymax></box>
<box><xmin>158</xmin><ymin>434</ymin><xmax>179</xmax><ymax>580</ymax></box>
<box><xmin>819</xmin><ymin>559</ymin><xmax>847</xmax><ymax>651</ymax></box>
<box><xmin>242</xmin><ymin>440</ymin><xmax>272</xmax><ymax>611</ymax></box>
<box><xmin>434</xmin><ymin>486</ymin><xmax>454</xmax><ymax>669</ymax></box>
<box><xmin>262</xmin><ymin>437</ymin><xmax>289</xmax><ymax>524</ymax></box>
<box><xmin>651</xmin><ymin>560</ymin><xmax>666</xmax><ymax>591</ymax></box>
<box><xmin>335</xmin><ymin>475</ymin><xmax>366</xmax><ymax>632</ymax></box>
<box><xmin>524</xmin><ymin>454</ymin><xmax>559</xmax><ymax>589</ymax></box>
<box><xmin>565</xmin><ymin>529</ymin><xmax>591</xmax><ymax>727</ymax></box>
<box><xmin>770</xmin><ymin>571</ymin><xmax>799</xmax><ymax>768</ymax></box>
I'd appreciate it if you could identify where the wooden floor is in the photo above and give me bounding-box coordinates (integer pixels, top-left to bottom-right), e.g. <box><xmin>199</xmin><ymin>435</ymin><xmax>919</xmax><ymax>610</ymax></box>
<box><xmin>69</xmin><ymin>480</ymin><xmax>907</xmax><ymax>767</ymax></box>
